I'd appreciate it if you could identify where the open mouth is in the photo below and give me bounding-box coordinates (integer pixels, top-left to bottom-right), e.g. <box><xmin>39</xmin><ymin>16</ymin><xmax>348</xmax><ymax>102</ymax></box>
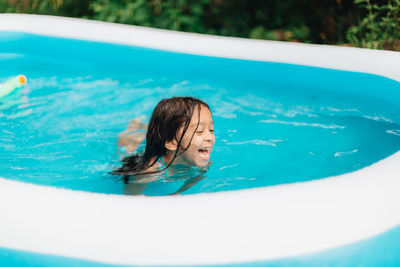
<box><xmin>198</xmin><ymin>147</ymin><xmax>211</xmax><ymax>160</ymax></box>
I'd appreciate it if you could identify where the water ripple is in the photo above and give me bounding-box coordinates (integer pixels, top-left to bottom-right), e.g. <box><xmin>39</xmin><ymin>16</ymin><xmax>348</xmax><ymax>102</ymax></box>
<box><xmin>0</xmin><ymin>53</ymin><xmax>24</xmax><ymax>60</ymax></box>
<box><xmin>387</xmin><ymin>130</ymin><xmax>400</xmax><ymax>136</ymax></box>
<box><xmin>260</xmin><ymin>119</ymin><xmax>345</xmax><ymax>129</ymax></box>
<box><xmin>334</xmin><ymin>149</ymin><xmax>359</xmax><ymax>157</ymax></box>
<box><xmin>226</xmin><ymin>139</ymin><xmax>279</xmax><ymax>146</ymax></box>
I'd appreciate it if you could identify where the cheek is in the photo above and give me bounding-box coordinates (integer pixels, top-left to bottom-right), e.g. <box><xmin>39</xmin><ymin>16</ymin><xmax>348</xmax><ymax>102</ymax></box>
<box><xmin>179</xmin><ymin>131</ymin><xmax>202</xmax><ymax>149</ymax></box>
<box><xmin>180</xmin><ymin>138</ymin><xmax>200</xmax><ymax>158</ymax></box>
<box><xmin>189</xmin><ymin>135</ymin><xmax>203</xmax><ymax>147</ymax></box>
<box><xmin>178</xmin><ymin>135</ymin><xmax>193</xmax><ymax>151</ymax></box>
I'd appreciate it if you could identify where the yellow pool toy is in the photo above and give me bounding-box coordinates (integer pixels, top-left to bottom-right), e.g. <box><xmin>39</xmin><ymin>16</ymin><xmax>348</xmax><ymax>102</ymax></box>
<box><xmin>0</xmin><ymin>75</ymin><xmax>27</xmax><ymax>98</ymax></box>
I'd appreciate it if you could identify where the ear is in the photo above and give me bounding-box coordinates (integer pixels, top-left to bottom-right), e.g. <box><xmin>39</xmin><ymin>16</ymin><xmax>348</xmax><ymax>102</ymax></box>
<box><xmin>165</xmin><ymin>139</ymin><xmax>178</xmax><ymax>151</ymax></box>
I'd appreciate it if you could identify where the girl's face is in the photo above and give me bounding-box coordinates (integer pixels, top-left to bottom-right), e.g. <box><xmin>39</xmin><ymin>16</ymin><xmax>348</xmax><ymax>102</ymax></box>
<box><xmin>166</xmin><ymin>105</ymin><xmax>215</xmax><ymax>167</ymax></box>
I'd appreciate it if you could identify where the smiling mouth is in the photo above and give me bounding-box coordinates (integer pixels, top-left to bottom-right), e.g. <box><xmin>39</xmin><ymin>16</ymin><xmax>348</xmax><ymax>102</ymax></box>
<box><xmin>198</xmin><ymin>147</ymin><xmax>211</xmax><ymax>160</ymax></box>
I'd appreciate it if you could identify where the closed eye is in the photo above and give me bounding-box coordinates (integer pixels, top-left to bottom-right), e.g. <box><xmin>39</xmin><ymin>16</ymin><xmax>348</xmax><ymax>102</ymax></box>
<box><xmin>196</xmin><ymin>129</ymin><xmax>213</xmax><ymax>134</ymax></box>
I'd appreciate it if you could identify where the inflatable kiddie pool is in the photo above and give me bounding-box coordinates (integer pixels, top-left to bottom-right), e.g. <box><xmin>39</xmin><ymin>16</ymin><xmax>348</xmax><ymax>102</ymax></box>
<box><xmin>0</xmin><ymin>14</ymin><xmax>400</xmax><ymax>266</ymax></box>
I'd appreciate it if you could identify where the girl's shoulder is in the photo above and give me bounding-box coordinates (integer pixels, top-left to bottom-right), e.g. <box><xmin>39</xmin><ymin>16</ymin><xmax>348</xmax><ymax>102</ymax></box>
<box><xmin>144</xmin><ymin>157</ymin><xmax>165</xmax><ymax>172</ymax></box>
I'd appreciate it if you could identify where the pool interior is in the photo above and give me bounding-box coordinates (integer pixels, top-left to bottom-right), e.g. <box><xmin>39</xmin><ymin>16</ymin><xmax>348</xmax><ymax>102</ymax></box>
<box><xmin>1</xmin><ymin>224</ymin><xmax>400</xmax><ymax>266</ymax></box>
<box><xmin>1</xmin><ymin>31</ymin><xmax>400</xmax><ymax>195</ymax></box>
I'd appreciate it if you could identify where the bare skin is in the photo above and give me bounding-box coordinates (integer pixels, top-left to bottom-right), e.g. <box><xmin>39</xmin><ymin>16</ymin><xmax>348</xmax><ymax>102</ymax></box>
<box><xmin>117</xmin><ymin>116</ymin><xmax>147</xmax><ymax>153</ymax></box>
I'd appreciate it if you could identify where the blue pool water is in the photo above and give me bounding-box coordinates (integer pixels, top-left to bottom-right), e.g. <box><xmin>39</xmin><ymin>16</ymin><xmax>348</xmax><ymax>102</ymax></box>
<box><xmin>1</xmin><ymin>32</ymin><xmax>400</xmax><ymax>195</ymax></box>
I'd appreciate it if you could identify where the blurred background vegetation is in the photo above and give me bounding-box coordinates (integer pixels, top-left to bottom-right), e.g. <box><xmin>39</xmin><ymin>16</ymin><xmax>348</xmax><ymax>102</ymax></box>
<box><xmin>1</xmin><ymin>0</ymin><xmax>399</xmax><ymax>51</ymax></box>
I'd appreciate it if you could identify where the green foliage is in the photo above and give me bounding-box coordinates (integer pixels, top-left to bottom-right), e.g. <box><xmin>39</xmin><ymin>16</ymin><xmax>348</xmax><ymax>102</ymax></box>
<box><xmin>0</xmin><ymin>0</ymin><xmax>57</xmax><ymax>13</ymax></box>
<box><xmin>3</xmin><ymin>0</ymin><xmax>398</xmax><ymax>50</ymax></box>
<box><xmin>249</xmin><ymin>25</ymin><xmax>311</xmax><ymax>43</ymax></box>
<box><xmin>2</xmin><ymin>0</ymin><xmax>357</xmax><ymax>44</ymax></box>
<box><xmin>0</xmin><ymin>0</ymin><xmax>91</xmax><ymax>17</ymax></box>
<box><xmin>89</xmin><ymin>0</ymin><xmax>210</xmax><ymax>32</ymax></box>
<box><xmin>86</xmin><ymin>0</ymin><xmax>352</xmax><ymax>44</ymax></box>
<box><xmin>346</xmin><ymin>0</ymin><xmax>400</xmax><ymax>50</ymax></box>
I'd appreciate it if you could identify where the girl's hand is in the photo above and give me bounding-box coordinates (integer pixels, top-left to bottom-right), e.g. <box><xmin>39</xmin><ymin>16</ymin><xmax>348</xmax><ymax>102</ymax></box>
<box><xmin>117</xmin><ymin>116</ymin><xmax>148</xmax><ymax>153</ymax></box>
<box><xmin>127</xmin><ymin>115</ymin><xmax>147</xmax><ymax>131</ymax></box>
<box><xmin>117</xmin><ymin>132</ymin><xmax>146</xmax><ymax>153</ymax></box>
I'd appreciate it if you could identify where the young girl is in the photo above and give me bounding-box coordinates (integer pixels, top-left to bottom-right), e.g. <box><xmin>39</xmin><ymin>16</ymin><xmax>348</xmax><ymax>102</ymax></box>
<box><xmin>112</xmin><ymin>97</ymin><xmax>215</xmax><ymax>187</ymax></box>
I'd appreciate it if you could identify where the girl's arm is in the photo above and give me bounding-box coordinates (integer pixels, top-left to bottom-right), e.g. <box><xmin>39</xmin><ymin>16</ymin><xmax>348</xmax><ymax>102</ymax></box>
<box><xmin>168</xmin><ymin>175</ymin><xmax>206</xmax><ymax>195</ymax></box>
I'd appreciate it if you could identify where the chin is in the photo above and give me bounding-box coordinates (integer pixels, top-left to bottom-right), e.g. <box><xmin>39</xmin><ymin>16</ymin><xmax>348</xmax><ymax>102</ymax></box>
<box><xmin>195</xmin><ymin>160</ymin><xmax>209</xmax><ymax>167</ymax></box>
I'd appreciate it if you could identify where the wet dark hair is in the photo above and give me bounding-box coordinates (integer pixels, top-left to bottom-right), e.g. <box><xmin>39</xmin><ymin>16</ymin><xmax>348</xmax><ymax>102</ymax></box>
<box><xmin>111</xmin><ymin>96</ymin><xmax>210</xmax><ymax>178</ymax></box>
